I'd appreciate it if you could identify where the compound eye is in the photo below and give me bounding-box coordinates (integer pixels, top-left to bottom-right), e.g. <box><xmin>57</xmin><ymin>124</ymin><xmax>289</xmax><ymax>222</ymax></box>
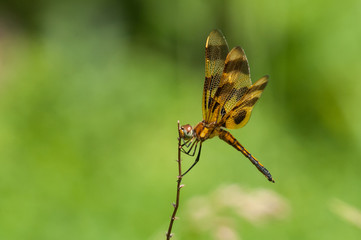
<box><xmin>180</xmin><ymin>124</ymin><xmax>193</xmax><ymax>139</ymax></box>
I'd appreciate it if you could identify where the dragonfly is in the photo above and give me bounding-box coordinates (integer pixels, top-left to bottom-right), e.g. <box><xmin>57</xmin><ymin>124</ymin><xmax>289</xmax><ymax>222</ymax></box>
<box><xmin>179</xmin><ymin>29</ymin><xmax>274</xmax><ymax>182</ymax></box>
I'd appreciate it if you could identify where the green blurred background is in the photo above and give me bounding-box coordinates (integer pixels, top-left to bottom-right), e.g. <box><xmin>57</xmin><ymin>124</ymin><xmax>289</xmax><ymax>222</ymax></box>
<box><xmin>0</xmin><ymin>0</ymin><xmax>361</xmax><ymax>239</ymax></box>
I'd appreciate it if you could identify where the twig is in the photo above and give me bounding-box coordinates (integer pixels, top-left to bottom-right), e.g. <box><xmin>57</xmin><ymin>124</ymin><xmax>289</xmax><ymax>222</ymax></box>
<box><xmin>166</xmin><ymin>120</ymin><xmax>184</xmax><ymax>239</ymax></box>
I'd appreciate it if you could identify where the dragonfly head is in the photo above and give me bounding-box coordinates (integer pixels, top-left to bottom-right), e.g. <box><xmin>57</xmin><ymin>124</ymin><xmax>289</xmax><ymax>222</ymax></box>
<box><xmin>179</xmin><ymin>124</ymin><xmax>194</xmax><ymax>140</ymax></box>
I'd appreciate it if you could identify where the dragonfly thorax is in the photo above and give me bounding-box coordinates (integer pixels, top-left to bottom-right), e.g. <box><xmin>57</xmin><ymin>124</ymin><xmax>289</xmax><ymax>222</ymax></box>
<box><xmin>193</xmin><ymin>121</ymin><xmax>220</xmax><ymax>141</ymax></box>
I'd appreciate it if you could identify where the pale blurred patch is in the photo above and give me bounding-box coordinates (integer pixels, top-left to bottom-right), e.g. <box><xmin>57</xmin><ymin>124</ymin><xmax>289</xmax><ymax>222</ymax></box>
<box><xmin>184</xmin><ymin>184</ymin><xmax>290</xmax><ymax>239</ymax></box>
<box><xmin>329</xmin><ymin>198</ymin><xmax>361</xmax><ymax>230</ymax></box>
<box><xmin>214</xmin><ymin>225</ymin><xmax>239</xmax><ymax>240</ymax></box>
<box><xmin>213</xmin><ymin>184</ymin><xmax>290</xmax><ymax>223</ymax></box>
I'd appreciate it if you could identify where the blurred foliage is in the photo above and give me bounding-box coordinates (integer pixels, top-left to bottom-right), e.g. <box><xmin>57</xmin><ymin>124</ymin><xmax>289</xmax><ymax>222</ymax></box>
<box><xmin>0</xmin><ymin>0</ymin><xmax>361</xmax><ymax>239</ymax></box>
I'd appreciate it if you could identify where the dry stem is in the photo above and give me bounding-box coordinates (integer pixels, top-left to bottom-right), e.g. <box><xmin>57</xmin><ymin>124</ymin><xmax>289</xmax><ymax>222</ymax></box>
<box><xmin>166</xmin><ymin>121</ymin><xmax>183</xmax><ymax>239</ymax></box>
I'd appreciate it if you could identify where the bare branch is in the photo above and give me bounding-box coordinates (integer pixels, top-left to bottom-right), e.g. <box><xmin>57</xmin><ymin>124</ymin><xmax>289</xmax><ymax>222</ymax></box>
<box><xmin>166</xmin><ymin>121</ymin><xmax>184</xmax><ymax>239</ymax></box>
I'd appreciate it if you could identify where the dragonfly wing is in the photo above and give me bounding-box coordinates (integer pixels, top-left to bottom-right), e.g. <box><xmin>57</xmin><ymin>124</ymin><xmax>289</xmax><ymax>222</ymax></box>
<box><xmin>207</xmin><ymin>46</ymin><xmax>252</xmax><ymax>123</ymax></box>
<box><xmin>221</xmin><ymin>75</ymin><xmax>269</xmax><ymax>129</ymax></box>
<box><xmin>203</xmin><ymin>29</ymin><xmax>229</xmax><ymax>121</ymax></box>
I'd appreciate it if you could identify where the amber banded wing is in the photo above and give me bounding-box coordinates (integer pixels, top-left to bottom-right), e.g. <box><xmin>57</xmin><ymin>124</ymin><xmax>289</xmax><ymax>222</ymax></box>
<box><xmin>220</xmin><ymin>75</ymin><xmax>268</xmax><ymax>129</ymax></box>
<box><xmin>202</xmin><ymin>29</ymin><xmax>229</xmax><ymax>121</ymax></box>
<box><xmin>206</xmin><ymin>46</ymin><xmax>251</xmax><ymax>123</ymax></box>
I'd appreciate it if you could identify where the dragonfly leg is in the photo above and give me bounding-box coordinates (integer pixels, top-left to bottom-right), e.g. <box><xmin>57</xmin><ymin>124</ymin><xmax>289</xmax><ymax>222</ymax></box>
<box><xmin>181</xmin><ymin>138</ymin><xmax>199</xmax><ymax>156</ymax></box>
<box><xmin>181</xmin><ymin>137</ymin><xmax>197</xmax><ymax>148</ymax></box>
<box><xmin>181</xmin><ymin>139</ymin><xmax>192</xmax><ymax>154</ymax></box>
<box><xmin>181</xmin><ymin>141</ymin><xmax>190</xmax><ymax>154</ymax></box>
<box><xmin>181</xmin><ymin>139</ymin><xmax>191</xmax><ymax>147</ymax></box>
<box><xmin>183</xmin><ymin>140</ymin><xmax>199</xmax><ymax>156</ymax></box>
<box><xmin>181</xmin><ymin>143</ymin><xmax>202</xmax><ymax>177</ymax></box>
<box><xmin>188</xmin><ymin>141</ymin><xmax>199</xmax><ymax>156</ymax></box>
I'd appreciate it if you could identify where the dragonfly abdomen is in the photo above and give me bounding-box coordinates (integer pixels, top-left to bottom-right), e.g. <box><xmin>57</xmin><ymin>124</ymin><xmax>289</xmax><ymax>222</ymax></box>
<box><xmin>218</xmin><ymin>129</ymin><xmax>275</xmax><ymax>182</ymax></box>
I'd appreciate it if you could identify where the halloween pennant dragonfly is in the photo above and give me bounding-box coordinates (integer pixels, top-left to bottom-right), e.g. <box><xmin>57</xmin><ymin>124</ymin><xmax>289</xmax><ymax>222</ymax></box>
<box><xmin>179</xmin><ymin>29</ymin><xmax>274</xmax><ymax>182</ymax></box>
